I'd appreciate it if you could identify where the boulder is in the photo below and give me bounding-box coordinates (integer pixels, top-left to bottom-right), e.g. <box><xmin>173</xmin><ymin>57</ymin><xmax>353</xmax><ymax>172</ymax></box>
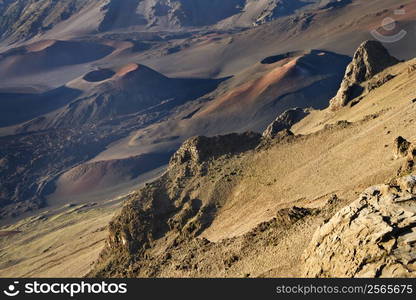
<box><xmin>263</xmin><ymin>108</ymin><xmax>308</xmax><ymax>139</ymax></box>
<box><xmin>394</xmin><ymin>136</ymin><xmax>412</xmax><ymax>159</ymax></box>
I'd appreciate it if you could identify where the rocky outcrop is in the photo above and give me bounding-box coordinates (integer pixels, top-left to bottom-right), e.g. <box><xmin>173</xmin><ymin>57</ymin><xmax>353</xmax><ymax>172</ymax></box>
<box><xmin>367</xmin><ymin>73</ymin><xmax>396</xmax><ymax>92</ymax></box>
<box><xmin>408</xmin><ymin>64</ymin><xmax>416</xmax><ymax>74</ymax></box>
<box><xmin>170</xmin><ymin>132</ymin><xmax>261</xmax><ymax>166</ymax></box>
<box><xmin>90</xmin><ymin>131</ymin><xmax>262</xmax><ymax>277</ymax></box>
<box><xmin>394</xmin><ymin>136</ymin><xmax>412</xmax><ymax>159</ymax></box>
<box><xmin>262</xmin><ymin>108</ymin><xmax>308</xmax><ymax>139</ymax></box>
<box><xmin>329</xmin><ymin>40</ymin><xmax>399</xmax><ymax>110</ymax></box>
<box><xmin>394</xmin><ymin>137</ymin><xmax>415</xmax><ymax>176</ymax></box>
<box><xmin>303</xmin><ymin>175</ymin><xmax>416</xmax><ymax>278</ymax></box>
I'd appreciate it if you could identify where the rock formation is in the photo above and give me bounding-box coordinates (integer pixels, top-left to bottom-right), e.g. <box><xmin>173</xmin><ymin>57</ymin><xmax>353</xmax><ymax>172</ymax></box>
<box><xmin>394</xmin><ymin>137</ymin><xmax>415</xmax><ymax>176</ymax></box>
<box><xmin>394</xmin><ymin>136</ymin><xmax>412</xmax><ymax>159</ymax></box>
<box><xmin>170</xmin><ymin>132</ymin><xmax>261</xmax><ymax>166</ymax></box>
<box><xmin>329</xmin><ymin>40</ymin><xmax>399</xmax><ymax>110</ymax></box>
<box><xmin>303</xmin><ymin>137</ymin><xmax>416</xmax><ymax>278</ymax></box>
<box><xmin>90</xmin><ymin>131</ymin><xmax>262</xmax><ymax>277</ymax></box>
<box><xmin>303</xmin><ymin>175</ymin><xmax>416</xmax><ymax>277</ymax></box>
<box><xmin>262</xmin><ymin>108</ymin><xmax>308</xmax><ymax>139</ymax></box>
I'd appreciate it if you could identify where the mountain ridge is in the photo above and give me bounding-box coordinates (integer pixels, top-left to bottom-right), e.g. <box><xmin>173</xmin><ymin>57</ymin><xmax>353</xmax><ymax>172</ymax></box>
<box><xmin>0</xmin><ymin>0</ymin><xmax>350</xmax><ymax>45</ymax></box>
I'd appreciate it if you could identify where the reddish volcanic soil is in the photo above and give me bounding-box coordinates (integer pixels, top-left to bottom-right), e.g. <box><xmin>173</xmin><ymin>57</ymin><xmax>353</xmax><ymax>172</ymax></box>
<box><xmin>25</xmin><ymin>40</ymin><xmax>57</xmax><ymax>53</ymax></box>
<box><xmin>197</xmin><ymin>58</ymin><xmax>300</xmax><ymax>117</ymax></box>
<box><xmin>116</xmin><ymin>63</ymin><xmax>140</xmax><ymax>77</ymax></box>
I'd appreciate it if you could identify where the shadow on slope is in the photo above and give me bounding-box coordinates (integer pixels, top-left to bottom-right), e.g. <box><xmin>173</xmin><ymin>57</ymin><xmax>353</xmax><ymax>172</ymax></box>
<box><xmin>0</xmin><ymin>86</ymin><xmax>82</xmax><ymax>127</ymax></box>
<box><xmin>19</xmin><ymin>63</ymin><xmax>227</xmax><ymax>131</ymax></box>
<box><xmin>0</xmin><ymin>40</ymin><xmax>114</xmax><ymax>78</ymax></box>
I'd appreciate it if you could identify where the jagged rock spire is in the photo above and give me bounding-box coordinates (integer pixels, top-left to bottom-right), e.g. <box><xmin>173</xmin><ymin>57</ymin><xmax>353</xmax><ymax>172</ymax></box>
<box><xmin>329</xmin><ymin>40</ymin><xmax>399</xmax><ymax>110</ymax></box>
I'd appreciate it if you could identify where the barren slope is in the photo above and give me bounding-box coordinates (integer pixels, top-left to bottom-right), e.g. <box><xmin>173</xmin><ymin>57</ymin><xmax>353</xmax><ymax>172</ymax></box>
<box><xmin>1</xmin><ymin>0</ymin><xmax>416</xmax><ymax>278</ymax></box>
<box><xmin>89</xmin><ymin>54</ymin><xmax>416</xmax><ymax>278</ymax></box>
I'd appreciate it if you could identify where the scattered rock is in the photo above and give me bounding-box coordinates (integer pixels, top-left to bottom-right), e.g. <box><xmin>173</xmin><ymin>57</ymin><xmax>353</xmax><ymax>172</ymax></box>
<box><xmin>394</xmin><ymin>136</ymin><xmax>411</xmax><ymax>159</ymax></box>
<box><xmin>392</xmin><ymin>135</ymin><xmax>414</xmax><ymax>183</ymax></box>
<box><xmin>278</xmin><ymin>206</ymin><xmax>314</xmax><ymax>224</ymax></box>
<box><xmin>367</xmin><ymin>73</ymin><xmax>396</xmax><ymax>91</ymax></box>
<box><xmin>262</xmin><ymin>108</ymin><xmax>309</xmax><ymax>139</ymax></box>
<box><xmin>329</xmin><ymin>40</ymin><xmax>399</xmax><ymax>110</ymax></box>
<box><xmin>224</xmin><ymin>254</ymin><xmax>239</xmax><ymax>268</ymax></box>
<box><xmin>323</xmin><ymin>120</ymin><xmax>351</xmax><ymax>130</ymax></box>
<box><xmin>244</xmin><ymin>206</ymin><xmax>317</xmax><ymax>241</ymax></box>
<box><xmin>326</xmin><ymin>194</ymin><xmax>339</xmax><ymax>205</ymax></box>
<box><xmin>408</xmin><ymin>64</ymin><xmax>416</xmax><ymax>74</ymax></box>
<box><xmin>397</xmin><ymin>146</ymin><xmax>416</xmax><ymax>176</ymax></box>
<box><xmin>168</xmin><ymin>199</ymin><xmax>201</xmax><ymax>231</ymax></box>
<box><xmin>348</xmin><ymin>96</ymin><xmax>364</xmax><ymax>107</ymax></box>
<box><xmin>303</xmin><ymin>175</ymin><xmax>416</xmax><ymax>278</ymax></box>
